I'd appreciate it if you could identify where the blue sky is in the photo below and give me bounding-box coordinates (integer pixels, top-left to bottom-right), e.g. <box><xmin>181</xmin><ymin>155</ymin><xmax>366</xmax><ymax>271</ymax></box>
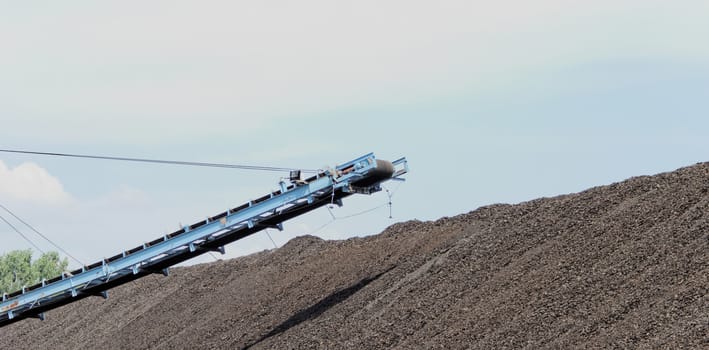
<box><xmin>1</xmin><ymin>1</ymin><xmax>708</xmax><ymax>268</ymax></box>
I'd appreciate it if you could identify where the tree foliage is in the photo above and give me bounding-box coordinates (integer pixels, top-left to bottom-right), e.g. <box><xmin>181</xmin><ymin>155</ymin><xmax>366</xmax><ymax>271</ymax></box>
<box><xmin>0</xmin><ymin>250</ymin><xmax>68</xmax><ymax>295</ymax></box>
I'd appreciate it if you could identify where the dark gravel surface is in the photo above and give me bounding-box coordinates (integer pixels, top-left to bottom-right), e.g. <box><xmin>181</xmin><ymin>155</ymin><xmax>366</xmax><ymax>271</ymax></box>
<box><xmin>1</xmin><ymin>163</ymin><xmax>707</xmax><ymax>349</ymax></box>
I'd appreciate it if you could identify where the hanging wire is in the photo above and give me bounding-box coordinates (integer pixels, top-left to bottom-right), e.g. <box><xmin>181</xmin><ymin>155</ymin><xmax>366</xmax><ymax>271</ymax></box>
<box><xmin>207</xmin><ymin>252</ymin><xmax>221</xmax><ymax>262</ymax></box>
<box><xmin>264</xmin><ymin>229</ymin><xmax>279</xmax><ymax>249</ymax></box>
<box><xmin>310</xmin><ymin>218</ymin><xmax>337</xmax><ymax>235</ymax></box>
<box><xmin>0</xmin><ymin>213</ymin><xmax>45</xmax><ymax>254</ymax></box>
<box><xmin>307</xmin><ymin>181</ymin><xmax>406</xmax><ymax>237</ymax></box>
<box><xmin>308</xmin><ymin>191</ymin><xmax>395</xmax><ymax>237</ymax></box>
<box><xmin>0</xmin><ymin>148</ymin><xmax>318</xmax><ymax>173</ymax></box>
<box><xmin>384</xmin><ymin>181</ymin><xmax>404</xmax><ymax>219</ymax></box>
<box><xmin>0</xmin><ymin>203</ymin><xmax>85</xmax><ymax>267</ymax></box>
<box><xmin>387</xmin><ymin>181</ymin><xmax>404</xmax><ymax>198</ymax></box>
<box><xmin>336</xmin><ymin>203</ymin><xmax>389</xmax><ymax>220</ymax></box>
<box><xmin>307</xmin><ymin>203</ymin><xmax>386</xmax><ymax>237</ymax></box>
<box><xmin>326</xmin><ymin>205</ymin><xmax>337</xmax><ymax>220</ymax></box>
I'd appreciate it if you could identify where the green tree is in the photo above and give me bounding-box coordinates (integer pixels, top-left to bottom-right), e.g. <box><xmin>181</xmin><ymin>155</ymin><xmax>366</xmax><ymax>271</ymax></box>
<box><xmin>0</xmin><ymin>250</ymin><xmax>68</xmax><ymax>295</ymax></box>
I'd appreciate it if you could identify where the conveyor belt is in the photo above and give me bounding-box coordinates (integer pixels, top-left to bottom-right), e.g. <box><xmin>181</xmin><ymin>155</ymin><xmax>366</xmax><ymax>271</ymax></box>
<box><xmin>0</xmin><ymin>153</ymin><xmax>407</xmax><ymax>327</ymax></box>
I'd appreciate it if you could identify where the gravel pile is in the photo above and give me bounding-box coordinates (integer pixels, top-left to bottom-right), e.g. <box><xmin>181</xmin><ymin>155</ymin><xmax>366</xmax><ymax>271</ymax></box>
<box><xmin>1</xmin><ymin>163</ymin><xmax>707</xmax><ymax>349</ymax></box>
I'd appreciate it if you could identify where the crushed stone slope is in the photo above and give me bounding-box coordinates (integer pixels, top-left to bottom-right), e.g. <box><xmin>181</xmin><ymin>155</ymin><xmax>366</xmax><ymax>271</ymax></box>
<box><xmin>1</xmin><ymin>163</ymin><xmax>707</xmax><ymax>349</ymax></box>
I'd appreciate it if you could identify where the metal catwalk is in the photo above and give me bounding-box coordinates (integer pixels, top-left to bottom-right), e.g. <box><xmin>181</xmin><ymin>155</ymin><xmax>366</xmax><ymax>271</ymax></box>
<box><xmin>1</xmin><ymin>153</ymin><xmax>407</xmax><ymax>327</ymax></box>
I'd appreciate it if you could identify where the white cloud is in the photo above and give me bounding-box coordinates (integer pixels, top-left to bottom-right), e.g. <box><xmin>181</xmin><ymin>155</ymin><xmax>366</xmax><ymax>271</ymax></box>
<box><xmin>0</xmin><ymin>160</ymin><xmax>71</xmax><ymax>204</ymax></box>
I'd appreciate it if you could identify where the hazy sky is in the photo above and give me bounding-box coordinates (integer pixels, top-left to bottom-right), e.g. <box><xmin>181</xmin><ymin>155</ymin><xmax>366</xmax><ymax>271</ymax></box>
<box><xmin>1</xmin><ymin>1</ymin><xmax>708</xmax><ymax>268</ymax></box>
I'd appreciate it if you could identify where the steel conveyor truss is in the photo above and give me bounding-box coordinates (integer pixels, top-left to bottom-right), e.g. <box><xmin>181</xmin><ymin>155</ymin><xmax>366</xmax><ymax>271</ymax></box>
<box><xmin>0</xmin><ymin>153</ymin><xmax>408</xmax><ymax>327</ymax></box>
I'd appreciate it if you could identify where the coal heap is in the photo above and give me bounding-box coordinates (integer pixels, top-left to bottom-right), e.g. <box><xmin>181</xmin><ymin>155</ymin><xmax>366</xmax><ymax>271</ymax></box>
<box><xmin>1</xmin><ymin>163</ymin><xmax>707</xmax><ymax>349</ymax></box>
